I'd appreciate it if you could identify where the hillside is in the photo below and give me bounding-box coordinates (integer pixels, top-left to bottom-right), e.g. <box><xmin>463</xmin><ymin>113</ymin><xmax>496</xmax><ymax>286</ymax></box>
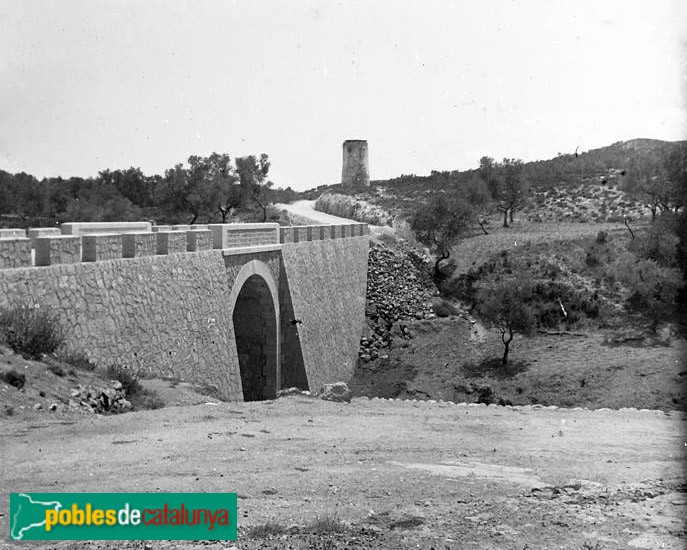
<box><xmin>310</xmin><ymin>138</ymin><xmax>684</xmax><ymax>223</ymax></box>
<box><xmin>350</xmin><ymin>224</ymin><xmax>686</xmax><ymax>411</ymax></box>
<box><xmin>372</xmin><ymin>137</ymin><xmax>684</xmax><ymax>192</ymax></box>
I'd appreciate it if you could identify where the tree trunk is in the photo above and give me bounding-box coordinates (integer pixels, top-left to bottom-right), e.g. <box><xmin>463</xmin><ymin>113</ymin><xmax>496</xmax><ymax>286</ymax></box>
<box><xmin>219</xmin><ymin>208</ymin><xmax>228</xmax><ymax>223</ymax></box>
<box><xmin>190</xmin><ymin>213</ymin><xmax>198</xmax><ymax>225</ymax></box>
<box><xmin>509</xmin><ymin>208</ymin><xmax>514</xmax><ymax>223</ymax></box>
<box><xmin>478</xmin><ymin>219</ymin><xmax>489</xmax><ymax>235</ymax></box>
<box><xmin>433</xmin><ymin>257</ymin><xmax>442</xmax><ymax>279</ymax></box>
<box><xmin>501</xmin><ymin>329</ymin><xmax>513</xmax><ymax>366</ymax></box>
<box><xmin>502</xmin><ymin>209</ymin><xmax>509</xmax><ymax>228</ymax></box>
<box><xmin>432</xmin><ymin>251</ymin><xmax>450</xmax><ymax>283</ymax></box>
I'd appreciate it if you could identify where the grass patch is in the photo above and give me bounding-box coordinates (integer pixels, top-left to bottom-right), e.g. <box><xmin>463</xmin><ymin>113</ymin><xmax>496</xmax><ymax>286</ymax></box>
<box><xmin>247</xmin><ymin>521</ymin><xmax>288</xmax><ymax>538</ymax></box>
<box><xmin>389</xmin><ymin>515</ymin><xmax>425</xmax><ymax>530</ymax></box>
<box><xmin>308</xmin><ymin>514</ymin><xmax>346</xmax><ymax>535</ymax></box>
<box><xmin>1</xmin><ymin>369</ymin><xmax>25</xmax><ymax>389</ymax></box>
<box><xmin>106</xmin><ymin>365</ymin><xmax>164</xmax><ymax>411</ymax></box>
<box><xmin>461</xmin><ymin>357</ymin><xmax>529</xmax><ymax>380</ymax></box>
<box><xmin>0</xmin><ymin>304</ymin><xmax>63</xmax><ymax>359</ymax></box>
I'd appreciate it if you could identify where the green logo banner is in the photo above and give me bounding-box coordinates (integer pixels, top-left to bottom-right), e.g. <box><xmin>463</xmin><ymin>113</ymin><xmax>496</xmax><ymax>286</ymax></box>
<box><xmin>9</xmin><ymin>493</ymin><xmax>237</xmax><ymax>540</ymax></box>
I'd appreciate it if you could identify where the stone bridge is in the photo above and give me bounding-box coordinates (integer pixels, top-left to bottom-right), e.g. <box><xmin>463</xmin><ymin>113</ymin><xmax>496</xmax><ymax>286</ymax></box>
<box><xmin>0</xmin><ymin>222</ymin><xmax>369</xmax><ymax>401</ymax></box>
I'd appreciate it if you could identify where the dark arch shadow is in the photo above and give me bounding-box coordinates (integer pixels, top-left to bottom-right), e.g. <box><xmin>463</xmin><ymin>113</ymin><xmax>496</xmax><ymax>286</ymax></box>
<box><xmin>233</xmin><ymin>274</ymin><xmax>278</xmax><ymax>401</ymax></box>
<box><xmin>279</xmin><ymin>266</ymin><xmax>309</xmax><ymax>391</ymax></box>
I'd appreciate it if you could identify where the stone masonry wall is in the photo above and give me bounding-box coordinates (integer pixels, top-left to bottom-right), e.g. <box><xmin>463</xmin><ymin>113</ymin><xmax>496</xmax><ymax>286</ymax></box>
<box><xmin>279</xmin><ymin>235</ymin><xmax>369</xmax><ymax>391</ymax></box>
<box><xmin>0</xmin><ymin>249</ymin><xmax>281</xmax><ymax>400</ymax></box>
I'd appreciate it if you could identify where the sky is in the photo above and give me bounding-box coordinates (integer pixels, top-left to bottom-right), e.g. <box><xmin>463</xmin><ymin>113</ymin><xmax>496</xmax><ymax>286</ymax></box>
<box><xmin>0</xmin><ymin>0</ymin><xmax>685</xmax><ymax>191</ymax></box>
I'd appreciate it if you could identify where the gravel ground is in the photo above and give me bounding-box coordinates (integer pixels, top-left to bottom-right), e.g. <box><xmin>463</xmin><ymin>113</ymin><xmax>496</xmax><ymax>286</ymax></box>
<box><xmin>1</xmin><ymin>396</ymin><xmax>685</xmax><ymax>549</ymax></box>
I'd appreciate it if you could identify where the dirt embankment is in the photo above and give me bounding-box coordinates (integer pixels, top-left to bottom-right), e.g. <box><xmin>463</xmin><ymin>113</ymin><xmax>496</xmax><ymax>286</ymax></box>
<box><xmin>350</xmin><ymin>225</ymin><xmax>687</xmax><ymax>413</ymax></box>
<box><xmin>314</xmin><ymin>193</ymin><xmax>394</xmax><ymax>226</ymax></box>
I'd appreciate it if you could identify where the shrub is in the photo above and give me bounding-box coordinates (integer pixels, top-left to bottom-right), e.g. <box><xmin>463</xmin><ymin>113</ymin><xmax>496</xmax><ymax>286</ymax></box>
<box><xmin>107</xmin><ymin>364</ymin><xmax>140</xmax><ymax>395</ymax></box>
<box><xmin>132</xmin><ymin>392</ymin><xmax>165</xmax><ymax>411</ymax></box>
<box><xmin>248</xmin><ymin>522</ymin><xmax>288</xmax><ymax>538</ymax></box>
<box><xmin>0</xmin><ymin>304</ymin><xmax>63</xmax><ymax>359</ymax></box>
<box><xmin>1</xmin><ymin>369</ymin><xmax>25</xmax><ymax>389</ymax></box>
<box><xmin>59</xmin><ymin>352</ymin><xmax>97</xmax><ymax>371</ymax></box>
<box><xmin>107</xmin><ymin>365</ymin><xmax>164</xmax><ymax>411</ymax></box>
<box><xmin>308</xmin><ymin>514</ymin><xmax>346</xmax><ymax>535</ymax></box>
<box><xmin>608</xmin><ymin>252</ymin><xmax>681</xmax><ymax>327</ymax></box>
<box><xmin>47</xmin><ymin>364</ymin><xmax>65</xmax><ymax>377</ymax></box>
<box><xmin>628</xmin><ymin>215</ymin><xmax>679</xmax><ymax>268</ymax></box>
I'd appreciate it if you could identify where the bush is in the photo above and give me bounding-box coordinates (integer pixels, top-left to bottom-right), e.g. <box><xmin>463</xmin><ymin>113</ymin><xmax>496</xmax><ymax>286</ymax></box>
<box><xmin>308</xmin><ymin>514</ymin><xmax>346</xmax><ymax>535</ymax></box>
<box><xmin>248</xmin><ymin>522</ymin><xmax>288</xmax><ymax>538</ymax></box>
<box><xmin>47</xmin><ymin>364</ymin><xmax>65</xmax><ymax>377</ymax></box>
<box><xmin>59</xmin><ymin>352</ymin><xmax>97</xmax><ymax>371</ymax></box>
<box><xmin>1</xmin><ymin>369</ymin><xmax>26</xmax><ymax>389</ymax></box>
<box><xmin>0</xmin><ymin>304</ymin><xmax>63</xmax><ymax>359</ymax></box>
<box><xmin>628</xmin><ymin>215</ymin><xmax>679</xmax><ymax>268</ymax></box>
<box><xmin>107</xmin><ymin>364</ymin><xmax>140</xmax><ymax>395</ymax></box>
<box><xmin>107</xmin><ymin>365</ymin><xmax>164</xmax><ymax>411</ymax></box>
<box><xmin>608</xmin><ymin>252</ymin><xmax>681</xmax><ymax>326</ymax></box>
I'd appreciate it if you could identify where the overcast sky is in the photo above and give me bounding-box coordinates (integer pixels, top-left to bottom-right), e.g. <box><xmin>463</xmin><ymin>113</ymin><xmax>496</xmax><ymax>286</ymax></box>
<box><xmin>1</xmin><ymin>0</ymin><xmax>685</xmax><ymax>190</ymax></box>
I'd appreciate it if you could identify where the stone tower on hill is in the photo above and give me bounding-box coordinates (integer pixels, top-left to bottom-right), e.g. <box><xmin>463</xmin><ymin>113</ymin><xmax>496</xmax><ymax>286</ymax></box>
<box><xmin>341</xmin><ymin>140</ymin><xmax>370</xmax><ymax>188</ymax></box>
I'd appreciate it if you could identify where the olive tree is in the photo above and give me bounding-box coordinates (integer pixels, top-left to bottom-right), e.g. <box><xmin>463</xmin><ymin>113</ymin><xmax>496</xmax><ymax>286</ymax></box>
<box><xmin>476</xmin><ymin>278</ymin><xmax>535</xmax><ymax>366</ymax></box>
<box><xmin>410</xmin><ymin>195</ymin><xmax>472</xmax><ymax>281</ymax></box>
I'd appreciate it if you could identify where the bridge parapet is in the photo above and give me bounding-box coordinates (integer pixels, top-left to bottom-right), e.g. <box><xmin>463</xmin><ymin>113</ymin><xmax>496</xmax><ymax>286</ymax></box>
<box><xmin>0</xmin><ymin>228</ymin><xmax>26</xmax><ymax>239</ymax></box>
<box><xmin>279</xmin><ymin>222</ymin><xmax>367</xmax><ymax>243</ymax></box>
<box><xmin>0</xmin><ymin>221</ymin><xmax>368</xmax><ymax>269</ymax></box>
<box><xmin>209</xmin><ymin>223</ymin><xmax>280</xmax><ymax>249</ymax></box>
<box><xmin>0</xmin><ymin>238</ymin><xmax>31</xmax><ymax>268</ymax></box>
<box><xmin>28</xmin><ymin>228</ymin><xmax>62</xmax><ymax>239</ymax></box>
<box><xmin>34</xmin><ymin>235</ymin><xmax>81</xmax><ymax>266</ymax></box>
<box><xmin>61</xmin><ymin>221</ymin><xmax>152</xmax><ymax>235</ymax></box>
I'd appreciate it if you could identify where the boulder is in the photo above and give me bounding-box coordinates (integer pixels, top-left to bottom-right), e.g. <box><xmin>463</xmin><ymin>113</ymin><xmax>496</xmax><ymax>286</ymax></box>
<box><xmin>320</xmin><ymin>382</ymin><xmax>352</xmax><ymax>403</ymax></box>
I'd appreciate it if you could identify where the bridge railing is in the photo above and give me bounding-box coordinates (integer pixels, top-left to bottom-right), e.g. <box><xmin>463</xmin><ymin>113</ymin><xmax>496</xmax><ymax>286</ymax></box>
<box><xmin>279</xmin><ymin>223</ymin><xmax>368</xmax><ymax>243</ymax></box>
<box><xmin>0</xmin><ymin>221</ymin><xmax>368</xmax><ymax>269</ymax></box>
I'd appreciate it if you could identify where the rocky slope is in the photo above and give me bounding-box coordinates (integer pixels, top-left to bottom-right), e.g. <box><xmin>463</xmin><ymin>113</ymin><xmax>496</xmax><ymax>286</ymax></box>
<box><xmin>359</xmin><ymin>241</ymin><xmax>438</xmax><ymax>362</ymax></box>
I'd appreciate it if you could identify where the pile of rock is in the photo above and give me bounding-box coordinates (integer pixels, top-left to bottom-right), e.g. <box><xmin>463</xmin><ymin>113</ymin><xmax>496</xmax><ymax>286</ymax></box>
<box><xmin>361</xmin><ymin>242</ymin><xmax>438</xmax><ymax>361</ymax></box>
<box><xmin>67</xmin><ymin>381</ymin><xmax>132</xmax><ymax>413</ymax></box>
<box><xmin>319</xmin><ymin>382</ymin><xmax>352</xmax><ymax>403</ymax></box>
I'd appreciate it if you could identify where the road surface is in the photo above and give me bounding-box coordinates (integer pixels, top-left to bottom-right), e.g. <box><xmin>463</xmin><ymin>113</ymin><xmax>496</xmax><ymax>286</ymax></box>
<box><xmin>275</xmin><ymin>200</ymin><xmax>355</xmax><ymax>225</ymax></box>
<box><xmin>1</xmin><ymin>397</ymin><xmax>685</xmax><ymax>549</ymax></box>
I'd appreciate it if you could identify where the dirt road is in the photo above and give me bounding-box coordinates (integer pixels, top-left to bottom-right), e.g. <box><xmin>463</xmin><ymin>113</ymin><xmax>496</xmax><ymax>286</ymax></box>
<box><xmin>275</xmin><ymin>200</ymin><xmax>353</xmax><ymax>225</ymax></box>
<box><xmin>1</xmin><ymin>397</ymin><xmax>685</xmax><ymax>549</ymax></box>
